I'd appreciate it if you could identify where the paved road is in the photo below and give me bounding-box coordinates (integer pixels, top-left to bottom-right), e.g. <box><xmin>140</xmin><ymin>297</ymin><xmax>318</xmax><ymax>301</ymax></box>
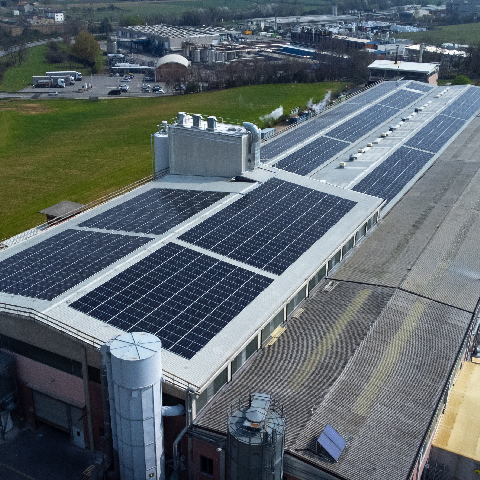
<box><xmin>0</xmin><ymin>38</ymin><xmax>63</xmax><ymax>58</ymax></box>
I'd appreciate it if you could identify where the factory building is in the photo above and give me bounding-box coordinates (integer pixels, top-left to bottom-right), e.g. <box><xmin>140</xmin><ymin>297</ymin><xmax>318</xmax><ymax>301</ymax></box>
<box><xmin>1</xmin><ymin>80</ymin><xmax>480</xmax><ymax>480</ymax></box>
<box><xmin>368</xmin><ymin>59</ymin><xmax>439</xmax><ymax>84</ymax></box>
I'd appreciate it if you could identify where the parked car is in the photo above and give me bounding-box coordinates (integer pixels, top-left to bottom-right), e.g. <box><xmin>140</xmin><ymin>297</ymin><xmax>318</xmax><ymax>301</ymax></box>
<box><xmin>108</xmin><ymin>89</ymin><xmax>121</xmax><ymax>95</ymax></box>
<box><xmin>154</xmin><ymin>88</ymin><xmax>165</xmax><ymax>94</ymax></box>
<box><xmin>119</xmin><ymin>84</ymin><xmax>129</xmax><ymax>92</ymax></box>
<box><xmin>48</xmin><ymin>91</ymin><xmax>59</xmax><ymax>96</ymax></box>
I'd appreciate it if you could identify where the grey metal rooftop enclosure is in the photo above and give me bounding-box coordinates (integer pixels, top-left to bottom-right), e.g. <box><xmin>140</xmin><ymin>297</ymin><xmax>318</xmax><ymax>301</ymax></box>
<box><xmin>227</xmin><ymin>393</ymin><xmax>285</xmax><ymax>480</ymax></box>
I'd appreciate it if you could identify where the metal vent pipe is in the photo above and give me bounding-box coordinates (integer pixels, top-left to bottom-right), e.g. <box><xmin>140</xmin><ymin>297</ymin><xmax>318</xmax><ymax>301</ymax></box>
<box><xmin>243</xmin><ymin>122</ymin><xmax>261</xmax><ymax>166</ymax></box>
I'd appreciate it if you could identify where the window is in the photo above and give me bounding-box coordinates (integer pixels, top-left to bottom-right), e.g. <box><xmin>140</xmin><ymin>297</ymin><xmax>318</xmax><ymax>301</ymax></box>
<box><xmin>286</xmin><ymin>285</ymin><xmax>307</xmax><ymax>317</ymax></box>
<box><xmin>342</xmin><ymin>236</ymin><xmax>355</xmax><ymax>258</ymax></box>
<box><xmin>308</xmin><ymin>265</ymin><xmax>326</xmax><ymax>293</ymax></box>
<box><xmin>328</xmin><ymin>250</ymin><xmax>342</xmax><ymax>271</ymax></box>
<box><xmin>232</xmin><ymin>336</ymin><xmax>259</xmax><ymax>375</ymax></box>
<box><xmin>200</xmin><ymin>455</ymin><xmax>214</xmax><ymax>476</ymax></box>
<box><xmin>213</xmin><ymin>367</ymin><xmax>228</xmax><ymax>394</ymax></box>
<box><xmin>261</xmin><ymin>310</ymin><xmax>284</xmax><ymax>343</ymax></box>
<box><xmin>356</xmin><ymin>223</ymin><xmax>367</xmax><ymax>243</ymax></box>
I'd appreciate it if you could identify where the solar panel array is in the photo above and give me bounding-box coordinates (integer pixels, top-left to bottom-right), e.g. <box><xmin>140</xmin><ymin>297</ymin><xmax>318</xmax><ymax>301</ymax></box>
<box><xmin>260</xmin><ymin>82</ymin><xmax>403</xmax><ymax>161</ymax></box>
<box><xmin>405</xmin><ymin>114</ymin><xmax>465</xmax><ymax>153</ymax></box>
<box><xmin>327</xmin><ymin>104</ymin><xmax>396</xmax><ymax>143</ymax></box>
<box><xmin>352</xmin><ymin>146</ymin><xmax>433</xmax><ymax>203</ymax></box>
<box><xmin>276</xmin><ymin>137</ymin><xmax>348</xmax><ymax>175</ymax></box>
<box><xmin>0</xmin><ymin>229</ymin><xmax>152</xmax><ymax>300</ymax></box>
<box><xmin>440</xmin><ymin>87</ymin><xmax>480</xmax><ymax>120</ymax></box>
<box><xmin>79</xmin><ymin>188</ymin><xmax>228</xmax><ymax>235</ymax></box>
<box><xmin>180</xmin><ymin>178</ymin><xmax>356</xmax><ymax>275</ymax></box>
<box><xmin>70</xmin><ymin>243</ymin><xmax>273</xmax><ymax>359</ymax></box>
<box><xmin>378</xmin><ymin>89</ymin><xmax>423</xmax><ymax>109</ymax></box>
<box><xmin>407</xmin><ymin>82</ymin><xmax>434</xmax><ymax>93</ymax></box>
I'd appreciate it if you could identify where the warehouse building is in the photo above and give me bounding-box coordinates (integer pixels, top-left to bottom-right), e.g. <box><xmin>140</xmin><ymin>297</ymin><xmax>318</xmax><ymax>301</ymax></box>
<box><xmin>1</xmin><ymin>80</ymin><xmax>480</xmax><ymax>480</ymax></box>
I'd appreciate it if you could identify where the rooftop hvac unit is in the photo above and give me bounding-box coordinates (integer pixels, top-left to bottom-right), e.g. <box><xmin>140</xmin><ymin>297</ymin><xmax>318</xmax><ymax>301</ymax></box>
<box><xmin>358</xmin><ymin>148</ymin><xmax>366</xmax><ymax>154</ymax></box>
<box><xmin>367</xmin><ymin>143</ymin><xmax>373</xmax><ymax>147</ymax></box>
<box><xmin>381</xmin><ymin>132</ymin><xmax>389</xmax><ymax>137</ymax></box>
<box><xmin>349</xmin><ymin>154</ymin><xmax>357</xmax><ymax>161</ymax></box>
<box><xmin>339</xmin><ymin>162</ymin><xmax>346</xmax><ymax>168</ymax></box>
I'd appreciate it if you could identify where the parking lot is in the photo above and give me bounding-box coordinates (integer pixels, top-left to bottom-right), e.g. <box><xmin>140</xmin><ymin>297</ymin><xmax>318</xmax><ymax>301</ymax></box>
<box><xmin>18</xmin><ymin>73</ymin><xmax>172</xmax><ymax>99</ymax></box>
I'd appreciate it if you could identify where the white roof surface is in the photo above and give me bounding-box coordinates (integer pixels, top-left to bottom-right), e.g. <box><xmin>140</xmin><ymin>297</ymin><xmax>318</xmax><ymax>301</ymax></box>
<box><xmin>368</xmin><ymin>59</ymin><xmax>438</xmax><ymax>73</ymax></box>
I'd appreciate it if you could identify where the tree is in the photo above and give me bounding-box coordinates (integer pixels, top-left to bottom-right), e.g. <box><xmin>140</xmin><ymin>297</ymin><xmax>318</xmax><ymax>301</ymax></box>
<box><xmin>72</xmin><ymin>30</ymin><xmax>100</xmax><ymax>67</ymax></box>
<box><xmin>100</xmin><ymin>17</ymin><xmax>112</xmax><ymax>34</ymax></box>
<box><xmin>452</xmin><ymin>74</ymin><xmax>470</xmax><ymax>85</ymax></box>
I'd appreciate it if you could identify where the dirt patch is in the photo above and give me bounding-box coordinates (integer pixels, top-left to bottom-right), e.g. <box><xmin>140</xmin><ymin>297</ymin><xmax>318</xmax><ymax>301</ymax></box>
<box><xmin>0</xmin><ymin>100</ymin><xmax>55</xmax><ymax>114</ymax></box>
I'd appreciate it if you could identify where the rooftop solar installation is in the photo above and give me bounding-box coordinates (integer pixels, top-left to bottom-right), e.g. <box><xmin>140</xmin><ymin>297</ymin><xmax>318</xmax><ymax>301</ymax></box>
<box><xmin>260</xmin><ymin>83</ymin><xmax>403</xmax><ymax>162</ymax></box>
<box><xmin>78</xmin><ymin>188</ymin><xmax>228</xmax><ymax>235</ymax></box>
<box><xmin>377</xmin><ymin>89</ymin><xmax>423</xmax><ymax>109</ymax></box>
<box><xmin>352</xmin><ymin>146</ymin><xmax>433</xmax><ymax>203</ymax></box>
<box><xmin>327</xmin><ymin>104</ymin><xmax>395</xmax><ymax>143</ymax></box>
<box><xmin>440</xmin><ymin>87</ymin><xmax>480</xmax><ymax>120</ymax></box>
<box><xmin>407</xmin><ymin>82</ymin><xmax>434</xmax><ymax>93</ymax></box>
<box><xmin>260</xmin><ymin>102</ymin><xmax>362</xmax><ymax>161</ymax></box>
<box><xmin>0</xmin><ymin>229</ymin><xmax>152</xmax><ymax>300</ymax></box>
<box><xmin>276</xmin><ymin>136</ymin><xmax>348</xmax><ymax>175</ymax></box>
<box><xmin>404</xmin><ymin>114</ymin><xmax>466</xmax><ymax>153</ymax></box>
<box><xmin>70</xmin><ymin>243</ymin><xmax>273</xmax><ymax>359</ymax></box>
<box><xmin>318</xmin><ymin>432</ymin><xmax>342</xmax><ymax>461</ymax></box>
<box><xmin>180</xmin><ymin>178</ymin><xmax>356</xmax><ymax>275</ymax></box>
<box><xmin>324</xmin><ymin>424</ymin><xmax>346</xmax><ymax>451</ymax></box>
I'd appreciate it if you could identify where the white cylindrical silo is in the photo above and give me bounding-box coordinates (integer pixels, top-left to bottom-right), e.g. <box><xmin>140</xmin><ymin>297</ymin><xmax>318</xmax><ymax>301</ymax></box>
<box><xmin>107</xmin><ymin>332</ymin><xmax>164</xmax><ymax>480</ymax></box>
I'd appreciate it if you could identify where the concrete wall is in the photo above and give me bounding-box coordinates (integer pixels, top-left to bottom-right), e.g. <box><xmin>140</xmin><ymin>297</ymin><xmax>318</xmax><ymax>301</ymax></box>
<box><xmin>169</xmin><ymin>127</ymin><xmax>249</xmax><ymax>178</ymax></box>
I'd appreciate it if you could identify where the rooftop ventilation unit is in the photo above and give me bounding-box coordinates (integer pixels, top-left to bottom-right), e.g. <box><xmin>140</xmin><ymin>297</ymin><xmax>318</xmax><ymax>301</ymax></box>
<box><xmin>207</xmin><ymin>116</ymin><xmax>217</xmax><ymax>131</ymax></box>
<box><xmin>339</xmin><ymin>162</ymin><xmax>346</xmax><ymax>168</ymax></box>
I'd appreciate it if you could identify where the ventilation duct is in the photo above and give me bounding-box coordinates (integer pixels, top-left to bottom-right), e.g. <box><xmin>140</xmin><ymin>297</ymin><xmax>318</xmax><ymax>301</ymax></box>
<box><xmin>243</xmin><ymin>122</ymin><xmax>261</xmax><ymax>167</ymax></box>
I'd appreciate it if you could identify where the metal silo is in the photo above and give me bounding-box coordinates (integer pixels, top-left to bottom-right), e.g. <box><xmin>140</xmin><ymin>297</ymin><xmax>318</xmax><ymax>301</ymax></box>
<box><xmin>227</xmin><ymin>393</ymin><xmax>285</xmax><ymax>480</ymax></box>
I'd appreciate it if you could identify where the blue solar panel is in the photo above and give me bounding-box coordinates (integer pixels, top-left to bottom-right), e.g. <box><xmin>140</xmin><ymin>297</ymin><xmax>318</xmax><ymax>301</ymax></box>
<box><xmin>180</xmin><ymin>178</ymin><xmax>356</xmax><ymax>275</ymax></box>
<box><xmin>276</xmin><ymin>136</ymin><xmax>348</xmax><ymax>175</ymax></box>
<box><xmin>407</xmin><ymin>82</ymin><xmax>434</xmax><ymax>93</ymax></box>
<box><xmin>260</xmin><ymin>82</ymin><xmax>402</xmax><ymax>162</ymax></box>
<box><xmin>327</xmin><ymin>104</ymin><xmax>396</xmax><ymax>143</ymax></box>
<box><xmin>404</xmin><ymin>114</ymin><xmax>466</xmax><ymax>153</ymax></box>
<box><xmin>325</xmin><ymin>424</ymin><xmax>346</xmax><ymax>450</ymax></box>
<box><xmin>352</xmin><ymin>146</ymin><xmax>433</xmax><ymax>203</ymax></box>
<box><xmin>440</xmin><ymin>87</ymin><xmax>480</xmax><ymax>120</ymax></box>
<box><xmin>377</xmin><ymin>89</ymin><xmax>423</xmax><ymax>109</ymax></box>
<box><xmin>78</xmin><ymin>188</ymin><xmax>228</xmax><ymax>235</ymax></box>
<box><xmin>70</xmin><ymin>243</ymin><xmax>273</xmax><ymax>359</ymax></box>
<box><xmin>318</xmin><ymin>432</ymin><xmax>342</xmax><ymax>461</ymax></box>
<box><xmin>0</xmin><ymin>229</ymin><xmax>152</xmax><ymax>300</ymax></box>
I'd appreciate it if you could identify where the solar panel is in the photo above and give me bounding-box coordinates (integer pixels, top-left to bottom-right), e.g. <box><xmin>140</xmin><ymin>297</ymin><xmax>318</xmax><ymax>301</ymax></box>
<box><xmin>0</xmin><ymin>229</ymin><xmax>152</xmax><ymax>300</ymax></box>
<box><xmin>440</xmin><ymin>87</ymin><xmax>480</xmax><ymax>120</ymax></box>
<box><xmin>325</xmin><ymin>424</ymin><xmax>346</xmax><ymax>450</ymax></box>
<box><xmin>318</xmin><ymin>432</ymin><xmax>342</xmax><ymax>461</ymax></box>
<box><xmin>407</xmin><ymin>82</ymin><xmax>434</xmax><ymax>93</ymax></box>
<box><xmin>327</xmin><ymin>104</ymin><xmax>396</xmax><ymax>143</ymax></box>
<box><xmin>352</xmin><ymin>146</ymin><xmax>433</xmax><ymax>203</ymax></box>
<box><xmin>179</xmin><ymin>178</ymin><xmax>356</xmax><ymax>275</ymax></box>
<box><xmin>78</xmin><ymin>188</ymin><xmax>228</xmax><ymax>235</ymax></box>
<box><xmin>260</xmin><ymin>82</ymin><xmax>402</xmax><ymax>162</ymax></box>
<box><xmin>404</xmin><ymin>114</ymin><xmax>466</xmax><ymax>153</ymax></box>
<box><xmin>276</xmin><ymin>136</ymin><xmax>348</xmax><ymax>175</ymax></box>
<box><xmin>70</xmin><ymin>243</ymin><xmax>273</xmax><ymax>359</ymax></box>
<box><xmin>377</xmin><ymin>89</ymin><xmax>423</xmax><ymax>110</ymax></box>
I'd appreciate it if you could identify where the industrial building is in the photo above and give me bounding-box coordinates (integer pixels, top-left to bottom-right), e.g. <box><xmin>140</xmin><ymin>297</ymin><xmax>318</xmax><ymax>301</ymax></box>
<box><xmin>1</xmin><ymin>80</ymin><xmax>480</xmax><ymax>480</ymax></box>
<box><xmin>367</xmin><ymin>59</ymin><xmax>439</xmax><ymax>84</ymax></box>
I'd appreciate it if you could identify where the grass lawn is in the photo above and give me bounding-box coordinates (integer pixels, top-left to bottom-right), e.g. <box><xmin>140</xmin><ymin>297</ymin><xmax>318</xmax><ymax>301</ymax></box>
<box><xmin>0</xmin><ymin>82</ymin><xmax>343</xmax><ymax>240</ymax></box>
<box><xmin>395</xmin><ymin>22</ymin><xmax>480</xmax><ymax>45</ymax></box>
<box><xmin>0</xmin><ymin>44</ymin><xmax>105</xmax><ymax>92</ymax></box>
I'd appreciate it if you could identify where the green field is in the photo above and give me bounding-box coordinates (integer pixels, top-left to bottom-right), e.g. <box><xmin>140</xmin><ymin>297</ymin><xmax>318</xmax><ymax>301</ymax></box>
<box><xmin>0</xmin><ymin>44</ymin><xmax>104</xmax><ymax>92</ymax></box>
<box><xmin>0</xmin><ymin>82</ymin><xmax>343</xmax><ymax>240</ymax></box>
<box><xmin>395</xmin><ymin>22</ymin><xmax>480</xmax><ymax>45</ymax></box>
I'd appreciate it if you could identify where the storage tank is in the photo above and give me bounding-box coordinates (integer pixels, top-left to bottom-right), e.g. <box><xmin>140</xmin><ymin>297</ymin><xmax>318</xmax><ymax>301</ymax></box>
<box><xmin>227</xmin><ymin>393</ymin><xmax>285</xmax><ymax>480</ymax></box>
<box><xmin>193</xmin><ymin>49</ymin><xmax>201</xmax><ymax>63</ymax></box>
<box><xmin>102</xmin><ymin>332</ymin><xmax>164</xmax><ymax>480</ymax></box>
<box><xmin>107</xmin><ymin>37</ymin><xmax>117</xmax><ymax>54</ymax></box>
